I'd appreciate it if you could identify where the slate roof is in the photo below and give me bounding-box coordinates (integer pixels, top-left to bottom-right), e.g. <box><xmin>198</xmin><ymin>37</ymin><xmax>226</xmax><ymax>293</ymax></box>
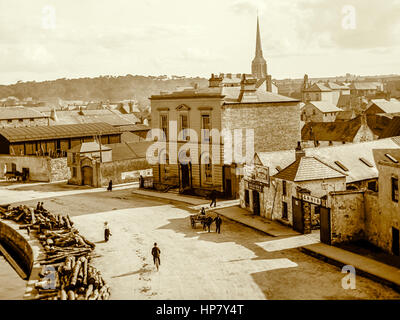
<box><xmin>0</xmin><ymin>122</ymin><xmax>121</xmax><ymax>142</ymax></box>
<box><xmin>335</xmin><ymin>110</ymin><xmax>355</xmax><ymax>121</ymax></box>
<box><xmin>68</xmin><ymin>141</ymin><xmax>111</xmax><ymax>153</ymax></box>
<box><xmin>350</xmin><ymin>82</ymin><xmax>381</xmax><ymax>90</ymax></box>
<box><xmin>273</xmin><ymin>156</ymin><xmax>346</xmax><ymax>182</ymax></box>
<box><xmin>302</xmin><ymin>83</ymin><xmax>332</xmax><ymax>92</ymax></box>
<box><xmin>372</xmin><ymin>148</ymin><xmax>400</xmax><ymax>166</ymax></box>
<box><xmin>256</xmin><ymin>137</ymin><xmax>400</xmax><ymax>183</ymax></box>
<box><xmin>304</xmin><ymin>101</ymin><xmax>342</xmax><ymax>113</ymax></box>
<box><xmin>105</xmin><ymin>141</ymin><xmax>152</xmax><ymax>161</ymax></box>
<box><xmin>302</xmin><ymin>116</ymin><xmax>363</xmax><ymax>142</ymax></box>
<box><xmin>0</xmin><ymin>106</ymin><xmax>48</xmax><ymax>120</ymax></box>
<box><xmin>150</xmin><ymin>85</ymin><xmax>299</xmax><ymax>104</ymax></box>
<box><xmin>117</xmin><ymin>124</ymin><xmax>151</xmax><ymax>132</ymax></box>
<box><xmin>379</xmin><ymin>116</ymin><xmax>400</xmax><ymax>138</ymax></box>
<box><xmin>368</xmin><ymin>99</ymin><xmax>400</xmax><ymax>114</ymax></box>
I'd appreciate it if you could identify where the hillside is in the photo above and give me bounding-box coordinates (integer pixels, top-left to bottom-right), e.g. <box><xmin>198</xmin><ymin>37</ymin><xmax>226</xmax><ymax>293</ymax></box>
<box><xmin>0</xmin><ymin>75</ymin><xmax>209</xmax><ymax>108</ymax></box>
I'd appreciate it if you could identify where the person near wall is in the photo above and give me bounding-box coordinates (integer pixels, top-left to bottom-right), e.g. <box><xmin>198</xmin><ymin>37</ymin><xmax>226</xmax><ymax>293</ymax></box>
<box><xmin>104</xmin><ymin>222</ymin><xmax>112</xmax><ymax>242</ymax></box>
<box><xmin>107</xmin><ymin>180</ymin><xmax>113</xmax><ymax>191</ymax></box>
<box><xmin>209</xmin><ymin>190</ymin><xmax>217</xmax><ymax>208</ymax></box>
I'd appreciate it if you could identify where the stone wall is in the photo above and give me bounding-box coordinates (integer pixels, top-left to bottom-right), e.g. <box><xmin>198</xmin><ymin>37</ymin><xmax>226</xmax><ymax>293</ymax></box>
<box><xmin>100</xmin><ymin>158</ymin><xmax>151</xmax><ymax>186</ymax></box>
<box><xmin>0</xmin><ymin>155</ymin><xmax>49</xmax><ymax>181</ymax></box>
<box><xmin>0</xmin><ymin>219</ymin><xmax>34</xmax><ymax>277</ymax></box>
<box><xmin>329</xmin><ymin>191</ymin><xmax>366</xmax><ymax>244</ymax></box>
<box><xmin>48</xmin><ymin>157</ymin><xmax>70</xmax><ymax>182</ymax></box>
<box><xmin>222</xmin><ymin>102</ymin><xmax>301</xmax><ymax>153</ymax></box>
<box><xmin>0</xmin><ymin>118</ymin><xmax>48</xmax><ymax>129</ymax></box>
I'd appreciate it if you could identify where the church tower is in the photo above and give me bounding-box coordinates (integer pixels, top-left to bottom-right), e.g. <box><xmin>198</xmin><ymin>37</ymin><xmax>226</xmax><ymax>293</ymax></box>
<box><xmin>251</xmin><ymin>16</ymin><xmax>267</xmax><ymax>80</ymax></box>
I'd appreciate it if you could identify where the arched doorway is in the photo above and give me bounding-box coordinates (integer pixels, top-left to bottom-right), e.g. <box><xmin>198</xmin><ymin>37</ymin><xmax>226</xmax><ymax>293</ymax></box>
<box><xmin>81</xmin><ymin>166</ymin><xmax>93</xmax><ymax>186</ymax></box>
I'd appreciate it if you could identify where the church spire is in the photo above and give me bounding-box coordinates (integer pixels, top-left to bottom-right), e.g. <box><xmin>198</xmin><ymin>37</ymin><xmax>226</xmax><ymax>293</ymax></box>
<box><xmin>251</xmin><ymin>15</ymin><xmax>267</xmax><ymax>80</ymax></box>
<box><xmin>255</xmin><ymin>15</ymin><xmax>263</xmax><ymax>58</ymax></box>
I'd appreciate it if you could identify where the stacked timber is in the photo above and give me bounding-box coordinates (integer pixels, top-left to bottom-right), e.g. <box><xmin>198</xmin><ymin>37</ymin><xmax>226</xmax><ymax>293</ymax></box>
<box><xmin>0</xmin><ymin>205</ymin><xmax>110</xmax><ymax>300</ymax></box>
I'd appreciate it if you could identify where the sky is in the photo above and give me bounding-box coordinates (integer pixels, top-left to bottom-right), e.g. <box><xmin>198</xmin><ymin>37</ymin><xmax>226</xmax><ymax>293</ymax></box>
<box><xmin>0</xmin><ymin>0</ymin><xmax>400</xmax><ymax>85</ymax></box>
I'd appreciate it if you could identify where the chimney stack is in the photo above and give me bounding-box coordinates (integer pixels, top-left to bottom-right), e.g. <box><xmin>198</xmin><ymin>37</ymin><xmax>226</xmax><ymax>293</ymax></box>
<box><xmin>239</xmin><ymin>74</ymin><xmax>257</xmax><ymax>102</ymax></box>
<box><xmin>208</xmin><ymin>74</ymin><xmax>223</xmax><ymax>88</ymax></box>
<box><xmin>295</xmin><ymin>141</ymin><xmax>305</xmax><ymax>161</ymax></box>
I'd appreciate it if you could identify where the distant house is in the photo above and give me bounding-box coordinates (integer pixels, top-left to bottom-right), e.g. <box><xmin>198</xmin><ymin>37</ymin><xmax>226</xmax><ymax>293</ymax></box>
<box><xmin>349</xmin><ymin>82</ymin><xmax>383</xmax><ymax>97</ymax></box>
<box><xmin>302</xmin><ymin>83</ymin><xmax>333</xmax><ymax>103</ymax></box>
<box><xmin>335</xmin><ymin>110</ymin><xmax>356</xmax><ymax>121</ymax></box>
<box><xmin>301</xmin><ymin>115</ymin><xmax>375</xmax><ymax>147</ymax></box>
<box><xmin>0</xmin><ymin>107</ymin><xmax>49</xmax><ymax>128</ymax></box>
<box><xmin>301</xmin><ymin>101</ymin><xmax>342</xmax><ymax>122</ymax></box>
<box><xmin>365</xmin><ymin>98</ymin><xmax>400</xmax><ymax>115</ymax></box>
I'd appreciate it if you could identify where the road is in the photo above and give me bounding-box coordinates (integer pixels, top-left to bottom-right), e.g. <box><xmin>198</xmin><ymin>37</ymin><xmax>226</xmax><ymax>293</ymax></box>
<box><xmin>2</xmin><ymin>182</ymin><xmax>400</xmax><ymax>300</ymax></box>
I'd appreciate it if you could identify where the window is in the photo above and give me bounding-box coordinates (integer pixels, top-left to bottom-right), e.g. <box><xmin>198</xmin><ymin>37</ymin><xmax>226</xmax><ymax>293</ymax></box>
<box><xmin>282</xmin><ymin>180</ymin><xmax>287</xmax><ymax>196</ymax></box>
<box><xmin>282</xmin><ymin>202</ymin><xmax>288</xmax><ymax>220</ymax></box>
<box><xmin>180</xmin><ymin>114</ymin><xmax>188</xmax><ymax>140</ymax></box>
<box><xmin>392</xmin><ymin>177</ymin><xmax>398</xmax><ymax>202</ymax></box>
<box><xmin>201</xmin><ymin>114</ymin><xmax>210</xmax><ymax>142</ymax></box>
<box><xmin>368</xmin><ymin>181</ymin><xmax>377</xmax><ymax>192</ymax></box>
<box><xmin>205</xmin><ymin>162</ymin><xmax>212</xmax><ymax>182</ymax></box>
<box><xmin>385</xmin><ymin>153</ymin><xmax>399</xmax><ymax>163</ymax></box>
<box><xmin>359</xmin><ymin>157</ymin><xmax>373</xmax><ymax>168</ymax></box>
<box><xmin>334</xmin><ymin>160</ymin><xmax>349</xmax><ymax>171</ymax></box>
<box><xmin>245</xmin><ymin>189</ymin><xmax>249</xmax><ymax>207</ymax></box>
<box><xmin>160</xmin><ymin>114</ymin><xmax>168</xmax><ymax>140</ymax></box>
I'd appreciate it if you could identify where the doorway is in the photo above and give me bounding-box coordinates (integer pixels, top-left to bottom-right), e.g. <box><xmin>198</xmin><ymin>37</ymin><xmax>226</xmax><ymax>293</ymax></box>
<box><xmin>253</xmin><ymin>190</ymin><xmax>260</xmax><ymax>216</ymax></box>
<box><xmin>393</xmin><ymin>227</ymin><xmax>400</xmax><ymax>256</ymax></box>
<box><xmin>82</xmin><ymin>166</ymin><xmax>93</xmax><ymax>186</ymax></box>
<box><xmin>180</xmin><ymin>164</ymin><xmax>190</xmax><ymax>188</ymax></box>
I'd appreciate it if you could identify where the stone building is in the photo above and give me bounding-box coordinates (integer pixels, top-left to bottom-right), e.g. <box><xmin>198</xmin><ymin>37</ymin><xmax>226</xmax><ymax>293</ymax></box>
<box><xmin>240</xmin><ymin>138</ymin><xmax>400</xmax><ymax>230</ymax></box>
<box><xmin>365</xmin><ymin>98</ymin><xmax>400</xmax><ymax>115</ymax></box>
<box><xmin>301</xmin><ymin>101</ymin><xmax>342</xmax><ymax>123</ymax></box>
<box><xmin>149</xmin><ymin>74</ymin><xmax>301</xmax><ymax>198</ymax></box>
<box><xmin>325</xmin><ymin>148</ymin><xmax>400</xmax><ymax>256</ymax></box>
<box><xmin>67</xmin><ymin>141</ymin><xmax>151</xmax><ymax>187</ymax></box>
<box><xmin>0</xmin><ymin>106</ymin><xmax>49</xmax><ymax>128</ymax></box>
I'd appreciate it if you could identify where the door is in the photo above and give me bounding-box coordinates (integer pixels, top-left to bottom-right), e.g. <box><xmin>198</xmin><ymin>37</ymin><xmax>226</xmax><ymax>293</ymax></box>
<box><xmin>253</xmin><ymin>190</ymin><xmax>260</xmax><ymax>216</ymax></box>
<box><xmin>320</xmin><ymin>206</ymin><xmax>331</xmax><ymax>245</ymax></box>
<box><xmin>82</xmin><ymin>166</ymin><xmax>93</xmax><ymax>186</ymax></box>
<box><xmin>292</xmin><ymin>197</ymin><xmax>304</xmax><ymax>233</ymax></box>
<box><xmin>225</xmin><ymin>179</ymin><xmax>232</xmax><ymax>198</ymax></box>
<box><xmin>180</xmin><ymin>164</ymin><xmax>189</xmax><ymax>188</ymax></box>
<box><xmin>22</xmin><ymin>168</ymin><xmax>29</xmax><ymax>182</ymax></box>
<box><xmin>393</xmin><ymin>227</ymin><xmax>400</xmax><ymax>256</ymax></box>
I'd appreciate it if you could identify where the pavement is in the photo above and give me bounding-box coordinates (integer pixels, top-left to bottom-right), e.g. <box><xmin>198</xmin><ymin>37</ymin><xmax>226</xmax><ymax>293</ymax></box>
<box><xmin>302</xmin><ymin>243</ymin><xmax>400</xmax><ymax>291</ymax></box>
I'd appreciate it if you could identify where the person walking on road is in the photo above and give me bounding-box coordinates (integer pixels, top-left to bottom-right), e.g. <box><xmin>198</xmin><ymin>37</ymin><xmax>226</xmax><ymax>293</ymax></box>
<box><xmin>215</xmin><ymin>214</ymin><xmax>222</xmax><ymax>234</ymax></box>
<box><xmin>151</xmin><ymin>243</ymin><xmax>161</xmax><ymax>270</ymax></box>
<box><xmin>209</xmin><ymin>190</ymin><xmax>217</xmax><ymax>208</ymax></box>
<box><xmin>104</xmin><ymin>222</ymin><xmax>112</xmax><ymax>242</ymax></box>
<box><xmin>107</xmin><ymin>180</ymin><xmax>113</xmax><ymax>191</ymax></box>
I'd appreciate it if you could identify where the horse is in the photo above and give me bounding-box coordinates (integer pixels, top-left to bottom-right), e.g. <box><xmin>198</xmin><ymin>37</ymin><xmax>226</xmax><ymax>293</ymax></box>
<box><xmin>202</xmin><ymin>216</ymin><xmax>214</xmax><ymax>232</ymax></box>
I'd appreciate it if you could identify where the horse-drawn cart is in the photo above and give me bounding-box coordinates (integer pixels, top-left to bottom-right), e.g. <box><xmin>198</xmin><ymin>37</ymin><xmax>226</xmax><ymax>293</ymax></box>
<box><xmin>189</xmin><ymin>210</ymin><xmax>216</xmax><ymax>230</ymax></box>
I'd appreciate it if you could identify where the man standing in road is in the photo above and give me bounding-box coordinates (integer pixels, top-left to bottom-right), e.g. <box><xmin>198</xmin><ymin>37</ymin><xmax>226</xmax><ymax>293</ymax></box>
<box><xmin>151</xmin><ymin>242</ymin><xmax>161</xmax><ymax>268</ymax></box>
<box><xmin>215</xmin><ymin>214</ymin><xmax>222</xmax><ymax>234</ymax></box>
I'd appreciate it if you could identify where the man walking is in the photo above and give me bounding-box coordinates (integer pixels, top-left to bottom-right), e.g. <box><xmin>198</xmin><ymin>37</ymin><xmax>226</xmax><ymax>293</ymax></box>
<box><xmin>151</xmin><ymin>243</ymin><xmax>161</xmax><ymax>270</ymax></box>
<box><xmin>209</xmin><ymin>190</ymin><xmax>217</xmax><ymax>208</ymax></box>
<box><xmin>215</xmin><ymin>214</ymin><xmax>222</xmax><ymax>234</ymax></box>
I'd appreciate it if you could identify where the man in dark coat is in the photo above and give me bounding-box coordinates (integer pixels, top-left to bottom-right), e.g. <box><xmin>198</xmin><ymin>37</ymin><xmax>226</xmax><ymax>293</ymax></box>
<box><xmin>209</xmin><ymin>190</ymin><xmax>217</xmax><ymax>208</ymax></box>
<box><xmin>151</xmin><ymin>243</ymin><xmax>161</xmax><ymax>266</ymax></box>
<box><xmin>215</xmin><ymin>214</ymin><xmax>222</xmax><ymax>234</ymax></box>
<box><xmin>107</xmin><ymin>180</ymin><xmax>113</xmax><ymax>191</ymax></box>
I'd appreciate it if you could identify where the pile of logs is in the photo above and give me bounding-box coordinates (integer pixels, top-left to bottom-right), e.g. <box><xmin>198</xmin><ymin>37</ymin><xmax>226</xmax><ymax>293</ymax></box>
<box><xmin>0</xmin><ymin>204</ymin><xmax>110</xmax><ymax>300</ymax></box>
<box><xmin>35</xmin><ymin>256</ymin><xmax>110</xmax><ymax>300</ymax></box>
